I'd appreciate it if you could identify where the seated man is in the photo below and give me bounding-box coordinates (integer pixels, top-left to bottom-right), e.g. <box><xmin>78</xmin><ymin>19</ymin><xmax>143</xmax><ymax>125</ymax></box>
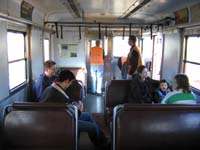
<box><xmin>34</xmin><ymin>60</ymin><xmax>56</xmax><ymax>101</ymax></box>
<box><xmin>40</xmin><ymin>70</ymin><xmax>108</xmax><ymax>148</ymax></box>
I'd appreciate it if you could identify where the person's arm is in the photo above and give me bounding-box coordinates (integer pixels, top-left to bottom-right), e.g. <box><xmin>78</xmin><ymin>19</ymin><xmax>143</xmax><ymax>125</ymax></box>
<box><xmin>129</xmin><ymin>50</ymin><xmax>139</xmax><ymax>74</ymax></box>
<box><xmin>161</xmin><ymin>92</ymin><xmax>172</xmax><ymax>104</ymax></box>
<box><xmin>40</xmin><ymin>87</ymin><xmax>51</xmax><ymax>103</ymax></box>
<box><xmin>128</xmin><ymin>77</ymin><xmax>142</xmax><ymax>102</ymax></box>
<box><xmin>78</xmin><ymin>100</ymin><xmax>84</xmax><ymax>112</ymax></box>
<box><xmin>72</xmin><ymin>101</ymin><xmax>83</xmax><ymax>117</ymax></box>
<box><xmin>35</xmin><ymin>77</ymin><xmax>44</xmax><ymax>101</ymax></box>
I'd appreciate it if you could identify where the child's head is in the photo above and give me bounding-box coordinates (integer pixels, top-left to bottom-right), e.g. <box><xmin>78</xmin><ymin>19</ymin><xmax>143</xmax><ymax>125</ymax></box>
<box><xmin>159</xmin><ymin>80</ymin><xmax>168</xmax><ymax>92</ymax></box>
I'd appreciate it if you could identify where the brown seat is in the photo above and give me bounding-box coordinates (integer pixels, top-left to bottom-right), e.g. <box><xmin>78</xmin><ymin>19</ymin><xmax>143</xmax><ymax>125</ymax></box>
<box><xmin>104</xmin><ymin>80</ymin><xmax>130</xmax><ymax>125</ymax></box>
<box><xmin>65</xmin><ymin>80</ymin><xmax>86</xmax><ymax>102</ymax></box>
<box><xmin>2</xmin><ymin>103</ymin><xmax>78</xmax><ymax>150</ymax></box>
<box><xmin>113</xmin><ymin>104</ymin><xmax>200</xmax><ymax>150</ymax></box>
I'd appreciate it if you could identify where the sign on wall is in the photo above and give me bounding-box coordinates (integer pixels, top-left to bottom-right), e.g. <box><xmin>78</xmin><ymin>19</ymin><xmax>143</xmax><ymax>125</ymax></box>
<box><xmin>190</xmin><ymin>3</ymin><xmax>200</xmax><ymax>23</ymax></box>
<box><xmin>59</xmin><ymin>44</ymin><xmax>78</xmax><ymax>58</ymax></box>
<box><xmin>20</xmin><ymin>1</ymin><xmax>34</xmax><ymax>21</ymax></box>
<box><xmin>174</xmin><ymin>8</ymin><xmax>189</xmax><ymax>24</ymax></box>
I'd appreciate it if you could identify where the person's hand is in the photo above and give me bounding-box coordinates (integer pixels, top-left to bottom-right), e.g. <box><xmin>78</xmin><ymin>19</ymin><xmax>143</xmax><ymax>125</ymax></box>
<box><xmin>78</xmin><ymin>100</ymin><xmax>84</xmax><ymax>112</ymax></box>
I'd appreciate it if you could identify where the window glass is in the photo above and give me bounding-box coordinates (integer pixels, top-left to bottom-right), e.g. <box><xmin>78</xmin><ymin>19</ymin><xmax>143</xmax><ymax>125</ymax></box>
<box><xmin>185</xmin><ymin>63</ymin><xmax>200</xmax><ymax>89</ymax></box>
<box><xmin>104</xmin><ymin>36</ymin><xmax>108</xmax><ymax>56</ymax></box>
<box><xmin>142</xmin><ymin>37</ymin><xmax>153</xmax><ymax>63</ymax></box>
<box><xmin>91</xmin><ymin>40</ymin><xmax>96</xmax><ymax>47</ymax></box>
<box><xmin>113</xmin><ymin>36</ymin><xmax>129</xmax><ymax>57</ymax></box>
<box><xmin>152</xmin><ymin>35</ymin><xmax>163</xmax><ymax>80</ymax></box>
<box><xmin>7</xmin><ymin>31</ymin><xmax>26</xmax><ymax>90</ymax></box>
<box><xmin>7</xmin><ymin>32</ymin><xmax>25</xmax><ymax>61</ymax></box>
<box><xmin>186</xmin><ymin>37</ymin><xmax>200</xmax><ymax>63</ymax></box>
<box><xmin>184</xmin><ymin>36</ymin><xmax>200</xmax><ymax>89</ymax></box>
<box><xmin>44</xmin><ymin>39</ymin><xmax>50</xmax><ymax>61</ymax></box>
<box><xmin>8</xmin><ymin>60</ymin><xmax>26</xmax><ymax>89</ymax></box>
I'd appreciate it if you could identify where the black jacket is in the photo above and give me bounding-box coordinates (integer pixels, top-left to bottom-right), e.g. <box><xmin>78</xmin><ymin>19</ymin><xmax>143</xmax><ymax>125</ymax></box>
<box><xmin>128</xmin><ymin>75</ymin><xmax>159</xmax><ymax>103</ymax></box>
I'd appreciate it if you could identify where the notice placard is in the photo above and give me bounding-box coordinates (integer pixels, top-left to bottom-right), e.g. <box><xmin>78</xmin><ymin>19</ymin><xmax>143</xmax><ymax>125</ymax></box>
<box><xmin>20</xmin><ymin>1</ymin><xmax>34</xmax><ymax>21</ymax></box>
<box><xmin>174</xmin><ymin>8</ymin><xmax>188</xmax><ymax>24</ymax></box>
<box><xmin>190</xmin><ymin>3</ymin><xmax>200</xmax><ymax>23</ymax></box>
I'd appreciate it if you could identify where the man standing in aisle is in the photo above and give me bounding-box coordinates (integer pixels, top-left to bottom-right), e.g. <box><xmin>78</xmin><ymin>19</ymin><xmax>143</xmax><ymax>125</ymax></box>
<box><xmin>90</xmin><ymin>40</ymin><xmax>104</xmax><ymax>95</ymax></box>
<box><xmin>127</xmin><ymin>35</ymin><xmax>142</xmax><ymax>79</ymax></box>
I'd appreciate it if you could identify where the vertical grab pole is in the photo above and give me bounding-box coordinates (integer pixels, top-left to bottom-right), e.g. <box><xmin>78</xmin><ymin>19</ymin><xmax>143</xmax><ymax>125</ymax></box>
<box><xmin>79</xmin><ymin>26</ymin><xmax>81</xmax><ymax>40</ymax></box>
<box><xmin>141</xmin><ymin>27</ymin><xmax>143</xmax><ymax>39</ymax></box>
<box><xmin>98</xmin><ymin>23</ymin><xmax>101</xmax><ymax>39</ymax></box>
<box><xmin>60</xmin><ymin>25</ymin><xmax>63</xmax><ymax>39</ymax></box>
<box><xmin>55</xmin><ymin>22</ymin><xmax>59</xmax><ymax>38</ymax></box>
<box><xmin>123</xmin><ymin>26</ymin><xmax>125</xmax><ymax>40</ymax></box>
<box><xmin>129</xmin><ymin>24</ymin><xmax>132</xmax><ymax>36</ymax></box>
<box><xmin>150</xmin><ymin>24</ymin><xmax>153</xmax><ymax>40</ymax></box>
<box><xmin>105</xmin><ymin>26</ymin><xmax>107</xmax><ymax>38</ymax></box>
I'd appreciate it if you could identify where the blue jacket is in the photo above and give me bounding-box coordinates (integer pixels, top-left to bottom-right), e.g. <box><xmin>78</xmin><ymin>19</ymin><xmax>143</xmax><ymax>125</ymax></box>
<box><xmin>34</xmin><ymin>73</ymin><xmax>52</xmax><ymax>102</ymax></box>
<box><xmin>156</xmin><ymin>89</ymin><xmax>168</xmax><ymax>101</ymax></box>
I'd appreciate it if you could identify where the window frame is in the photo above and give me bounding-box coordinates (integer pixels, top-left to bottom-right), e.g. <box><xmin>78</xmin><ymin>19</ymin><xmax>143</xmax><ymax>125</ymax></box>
<box><xmin>183</xmin><ymin>35</ymin><xmax>200</xmax><ymax>90</ymax></box>
<box><xmin>7</xmin><ymin>30</ymin><xmax>28</xmax><ymax>92</ymax></box>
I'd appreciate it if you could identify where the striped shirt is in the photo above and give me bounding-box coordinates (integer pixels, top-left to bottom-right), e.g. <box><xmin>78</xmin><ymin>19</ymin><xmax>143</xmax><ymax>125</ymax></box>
<box><xmin>161</xmin><ymin>90</ymin><xmax>196</xmax><ymax>104</ymax></box>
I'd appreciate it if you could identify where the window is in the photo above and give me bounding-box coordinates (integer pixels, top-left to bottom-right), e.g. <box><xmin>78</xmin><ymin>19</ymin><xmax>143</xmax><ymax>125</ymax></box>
<box><xmin>112</xmin><ymin>36</ymin><xmax>129</xmax><ymax>57</ymax></box>
<box><xmin>44</xmin><ymin>39</ymin><xmax>50</xmax><ymax>61</ymax></box>
<box><xmin>7</xmin><ymin>31</ymin><xmax>27</xmax><ymax>90</ymax></box>
<box><xmin>152</xmin><ymin>35</ymin><xmax>163</xmax><ymax>80</ymax></box>
<box><xmin>91</xmin><ymin>40</ymin><xmax>96</xmax><ymax>47</ymax></box>
<box><xmin>184</xmin><ymin>36</ymin><xmax>200</xmax><ymax>89</ymax></box>
<box><xmin>104</xmin><ymin>36</ymin><xmax>108</xmax><ymax>56</ymax></box>
<box><xmin>142</xmin><ymin>37</ymin><xmax>153</xmax><ymax>63</ymax></box>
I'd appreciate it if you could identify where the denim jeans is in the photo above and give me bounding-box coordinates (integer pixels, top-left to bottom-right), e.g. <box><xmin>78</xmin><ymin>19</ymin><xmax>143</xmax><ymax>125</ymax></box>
<box><xmin>78</xmin><ymin>112</ymin><xmax>107</xmax><ymax>147</ymax></box>
<box><xmin>90</xmin><ymin>65</ymin><xmax>104</xmax><ymax>94</ymax></box>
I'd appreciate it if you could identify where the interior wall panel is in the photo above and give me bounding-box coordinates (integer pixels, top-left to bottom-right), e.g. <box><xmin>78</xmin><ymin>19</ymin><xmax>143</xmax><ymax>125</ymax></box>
<box><xmin>0</xmin><ymin>21</ymin><xmax>9</xmax><ymax>100</ymax></box>
<box><xmin>162</xmin><ymin>31</ymin><xmax>181</xmax><ymax>84</ymax></box>
<box><xmin>31</xmin><ymin>28</ymin><xmax>44</xmax><ymax>80</ymax></box>
<box><xmin>53</xmin><ymin>31</ymin><xmax>86</xmax><ymax>68</ymax></box>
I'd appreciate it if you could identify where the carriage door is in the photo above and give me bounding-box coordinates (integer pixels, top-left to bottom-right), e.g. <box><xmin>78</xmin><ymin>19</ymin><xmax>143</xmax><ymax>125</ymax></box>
<box><xmin>87</xmin><ymin>35</ymin><xmax>111</xmax><ymax>93</ymax></box>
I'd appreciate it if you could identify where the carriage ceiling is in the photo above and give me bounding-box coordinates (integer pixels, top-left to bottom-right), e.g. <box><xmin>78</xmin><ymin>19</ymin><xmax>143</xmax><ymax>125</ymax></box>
<box><xmin>12</xmin><ymin>0</ymin><xmax>199</xmax><ymax>33</ymax></box>
<box><xmin>24</xmin><ymin>0</ymin><xmax>200</xmax><ymax>24</ymax></box>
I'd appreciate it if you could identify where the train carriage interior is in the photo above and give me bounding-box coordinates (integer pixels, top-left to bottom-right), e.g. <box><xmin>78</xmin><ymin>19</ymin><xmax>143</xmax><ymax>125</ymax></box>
<box><xmin>1</xmin><ymin>0</ymin><xmax>200</xmax><ymax>149</ymax></box>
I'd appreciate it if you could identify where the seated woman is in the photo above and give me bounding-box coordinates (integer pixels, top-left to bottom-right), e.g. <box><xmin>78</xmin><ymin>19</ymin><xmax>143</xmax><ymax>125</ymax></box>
<box><xmin>161</xmin><ymin>74</ymin><xmax>196</xmax><ymax>104</ymax></box>
<box><xmin>128</xmin><ymin>65</ymin><xmax>159</xmax><ymax>103</ymax></box>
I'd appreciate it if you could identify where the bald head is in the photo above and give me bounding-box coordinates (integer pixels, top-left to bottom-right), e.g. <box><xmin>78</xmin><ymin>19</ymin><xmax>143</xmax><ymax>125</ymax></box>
<box><xmin>95</xmin><ymin>40</ymin><xmax>100</xmax><ymax>46</ymax></box>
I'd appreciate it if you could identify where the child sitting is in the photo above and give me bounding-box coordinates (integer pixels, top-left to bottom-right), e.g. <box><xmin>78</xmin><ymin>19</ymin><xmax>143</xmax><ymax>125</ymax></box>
<box><xmin>156</xmin><ymin>79</ymin><xmax>171</xmax><ymax>102</ymax></box>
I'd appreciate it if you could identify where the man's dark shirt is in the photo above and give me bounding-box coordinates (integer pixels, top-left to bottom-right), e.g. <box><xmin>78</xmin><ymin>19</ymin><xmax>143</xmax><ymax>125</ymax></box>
<box><xmin>128</xmin><ymin>46</ymin><xmax>139</xmax><ymax>75</ymax></box>
<box><xmin>40</xmin><ymin>84</ymin><xmax>70</xmax><ymax>103</ymax></box>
